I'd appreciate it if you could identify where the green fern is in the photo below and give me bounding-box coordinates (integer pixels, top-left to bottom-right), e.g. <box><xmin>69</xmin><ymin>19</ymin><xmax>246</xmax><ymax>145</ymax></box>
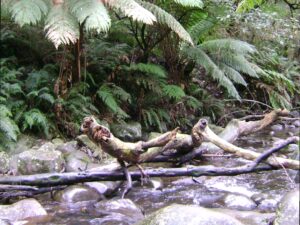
<box><xmin>22</xmin><ymin>109</ymin><xmax>49</xmax><ymax>137</ymax></box>
<box><xmin>163</xmin><ymin>84</ymin><xmax>185</xmax><ymax>100</ymax></box>
<box><xmin>124</xmin><ymin>63</ymin><xmax>167</xmax><ymax>78</ymax></box>
<box><xmin>173</xmin><ymin>0</ymin><xmax>203</xmax><ymax>8</ymax></box>
<box><xmin>236</xmin><ymin>0</ymin><xmax>265</xmax><ymax>12</ymax></box>
<box><xmin>70</xmin><ymin>0</ymin><xmax>111</xmax><ymax>32</ymax></box>
<box><xmin>138</xmin><ymin>1</ymin><xmax>194</xmax><ymax>45</ymax></box>
<box><xmin>0</xmin><ymin>104</ymin><xmax>20</xmax><ymax>145</ymax></box>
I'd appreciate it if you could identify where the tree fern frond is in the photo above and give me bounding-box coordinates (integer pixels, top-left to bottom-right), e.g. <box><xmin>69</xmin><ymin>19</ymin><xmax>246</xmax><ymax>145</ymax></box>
<box><xmin>45</xmin><ymin>4</ymin><xmax>79</xmax><ymax>48</ymax></box>
<box><xmin>183</xmin><ymin>46</ymin><xmax>241</xmax><ymax>99</ymax></box>
<box><xmin>219</xmin><ymin>63</ymin><xmax>248</xmax><ymax>86</ymax></box>
<box><xmin>201</xmin><ymin>39</ymin><xmax>256</xmax><ymax>55</ymax></box>
<box><xmin>10</xmin><ymin>0</ymin><xmax>48</xmax><ymax>26</ymax></box>
<box><xmin>38</xmin><ymin>93</ymin><xmax>55</xmax><ymax>105</ymax></box>
<box><xmin>0</xmin><ymin>116</ymin><xmax>20</xmax><ymax>142</ymax></box>
<box><xmin>105</xmin><ymin>0</ymin><xmax>156</xmax><ymax>25</ymax></box>
<box><xmin>173</xmin><ymin>0</ymin><xmax>203</xmax><ymax>8</ymax></box>
<box><xmin>188</xmin><ymin>18</ymin><xmax>215</xmax><ymax>42</ymax></box>
<box><xmin>163</xmin><ymin>84</ymin><xmax>185</xmax><ymax>100</ymax></box>
<box><xmin>0</xmin><ymin>104</ymin><xmax>12</xmax><ymax>117</ymax></box>
<box><xmin>70</xmin><ymin>0</ymin><xmax>111</xmax><ymax>33</ymax></box>
<box><xmin>236</xmin><ymin>0</ymin><xmax>264</xmax><ymax>12</ymax></box>
<box><xmin>124</xmin><ymin>63</ymin><xmax>167</xmax><ymax>78</ymax></box>
<box><xmin>138</xmin><ymin>1</ymin><xmax>193</xmax><ymax>45</ymax></box>
<box><xmin>109</xmin><ymin>84</ymin><xmax>132</xmax><ymax>103</ymax></box>
<box><xmin>22</xmin><ymin>109</ymin><xmax>49</xmax><ymax>136</ymax></box>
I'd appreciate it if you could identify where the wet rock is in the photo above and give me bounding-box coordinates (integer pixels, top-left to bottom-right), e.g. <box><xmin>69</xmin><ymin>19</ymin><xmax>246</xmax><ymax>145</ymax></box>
<box><xmin>0</xmin><ymin>219</ymin><xmax>10</xmax><ymax>225</ymax></box>
<box><xmin>51</xmin><ymin>138</ymin><xmax>64</xmax><ymax>148</ymax></box>
<box><xmin>223</xmin><ymin>194</ymin><xmax>257</xmax><ymax>210</ymax></box>
<box><xmin>271</xmin><ymin>124</ymin><xmax>283</xmax><ymax>131</ymax></box>
<box><xmin>56</xmin><ymin>141</ymin><xmax>78</xmax><ymax>155</ymax></box>
<box><xmin>65</xmin><ymin>150</ymin><xmax>93</xmax><ymax>172</ymax></box>
<box><xmin>9</xmin><ymin>134</ymin><xmax>37</xmax><ymax>155</ymax></box>
<box><xmin>0</xmin><ymin>152</ymin><xmax>10</xmax><ymax>174</ymax></box>
<box><xmin>287</xmin><ymin>144</ymin><xmax>299</xmax><ymax>153</ymax></box>
<box><xmin>137</xmin><ymin>204</ymin><xmax>243</xmax><ymax>225</ymax></box>
<box><xmin>84</xmin><ymin>181</ymin><xmax>121</xmax><ymax>196</ymax></box>
<box><xmin>93</xmin><ymin>198</ymin><xmax>144</xmax><ymax>224</ymax></box>
<box><xmin>213</xmin><ymin>208</ymin><xmax>275</xmax><ymax>225</ymax></box>
<box><xmin>274</xmin><ymin>188</ymin><xmax>299</xmax><ymax>225</ymax></box>
<box><xmin>0</xmin><ymin>199</ymin><xmax>47</xmax><ymax>222</ymax></box>
<box><xmin>15</xmin><ymin>143</ymin><xmax>65</xmax><ymax>175</ymax></box>
<box><xmin>110</xmin><ymin>121</ymin><xmax>142</xmax><ymax>142</ymax></box>
<box><xmin>54</xmin><ymin>185</ymin><xmax>103</xmax><ymax>203</ymax></box>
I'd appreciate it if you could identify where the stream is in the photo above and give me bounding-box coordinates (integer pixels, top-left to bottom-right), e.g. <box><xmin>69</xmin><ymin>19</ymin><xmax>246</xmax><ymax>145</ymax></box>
<box><xmin>1</xmin><ymin>124</ymin><xmax>299</xmax><ymax>225</ymax></box>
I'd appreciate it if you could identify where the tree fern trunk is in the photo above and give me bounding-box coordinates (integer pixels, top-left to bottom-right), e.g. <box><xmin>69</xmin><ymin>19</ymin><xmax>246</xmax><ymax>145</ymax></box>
<box><xmin>73</xmin><ymin>24</ymin><xmax>84</xmax><ymax>83</ymax></box>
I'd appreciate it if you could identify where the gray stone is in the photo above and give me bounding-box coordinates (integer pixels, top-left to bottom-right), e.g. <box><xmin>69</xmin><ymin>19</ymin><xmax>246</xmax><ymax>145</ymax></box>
<box><xmin>223</xmin><ymin>194</ymin><xmax>257</xmax><ymax>210</ymax></box>
<box><xmin>293</xmin><ymin>120</ymin><xmax>300</xmax><ymax>127</ymax></box>
<box><xmin>0</xmin><ymin>152</ymin><xmax>10</xmax><ymax>174</ymax></box>
<box><xmin>51</xmin><ymin>138</ymin><xmax>64</xmax><ymax>148</ymax></box>
<box><xmin>9</xmin><ymin>134</ymin><xmax>37</xmax><ymax>155</ymax></box>
<box><xmin>213</xmin><ymin>208</ymin><xmax>275</xmax><ymax>225</ymax></box>
<box><xmin>137</xmin><ymin>204</ymin><xmax>244</xmax><ymax>225</ymax></box>
<box><xmin>84</xmin><ymin>181</ymin><xmax>121</xmax><ymax>196</ymax></box>
<box><xmin>274</xmin><ymin>188</ymin><xmax>299</xmax><ymax>225</ymax></box>
<box><xmin>0</xmin><ymin>219</ymin><xmax>10</xmax><ymax>225</ymax></box>
<box><xmin>271</xmin><ymin>124</ymin><xmax>284</xmax><ymax>131</ymax></box>
<box><xmin>111</xmin><ymin>121</ymin><xmax>142</xmax><ymax>142</ymax></box>
<box><xmin>15</xmin><ymin>143</ymin><xmax>65</xmax><ymax>175</ymax></box>
<box><xmin>287</xmin><ymin>144</ymin><xmax>299</xmax><ymax>153</ymax></box>
<box><xmin>54</xmin><ymin>185</ymin><xmax>103</xmax><ymax>203</ymax></box>
<box><xmin>94</xmin><ymin>199</ymin><xmax>144</xmax><ymax>224</ymax></box>
<box><xmin>0</xmin><ymin>199</ymin><xmax>47</xmax><ymax>222</ymax></box>
<box><xmin>65</xmin><ymin>150</ymin><xmax>92</xmax><ymax>172</ymax></box>
<box><xmin>56</xmin><ymin>141</ymin><xmax>78</xmax><ymax>155</ymax></box>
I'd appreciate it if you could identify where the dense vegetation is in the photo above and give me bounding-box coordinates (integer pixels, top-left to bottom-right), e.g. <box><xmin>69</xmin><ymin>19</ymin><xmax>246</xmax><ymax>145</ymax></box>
<box><xmin>0</xmin><ymin>0</ymin><xmax>299</xmax><ymax>151</ymax></box>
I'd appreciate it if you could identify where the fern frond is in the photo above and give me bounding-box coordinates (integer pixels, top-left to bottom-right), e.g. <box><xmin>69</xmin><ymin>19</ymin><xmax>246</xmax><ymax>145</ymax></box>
<box><xmin>236</xmin><ymin>0</ymin><xmax>264</xmax><ymax>12</ymax></box>
<box><xmin>173</xmin><ymin>0</ymin><xmax>203</xmax><ymax>8</ymax></box>
<box><xmin>188</xmin><ymin>18</ymin><xmax>215</xmax><ymax>42</ymax></box>
<box><xmin>22</xmin><ymin>109</ymin><xmax>49</xmax><ymax>136</ymax></box>
<box><xmin>70</xmin><ymin>0</ymin><xmax>111</xmax><ymax>33</ymax></box>
<box><xmin>0</xmin><ymin>116</ymin><xmax>20</xmax><ymax>142</ymax></box>
<box><xmin>163</xmin><ymin>85</ymin><xmax>185</xmax><ymax>100</ymax></box>
<box><xmin>39</xmin><ymin>93</ymin><xmax>55</xmax><ymax>105</ymax></box>
<box><xmin>124</xmin><ymin>63</ymin><xmax>167</xmax><ymax>78</ymax></box>
<box><xmin>0</xmin><ymin>104</ymin><xmax>12</xmax><ymax>118</ymax></box>
<box><xmin>138</xmin><ymin>1</ymin><xmax>193</xmax><ymax>45</ymax></box>
<box><xmin>10</xmin><ymin>0</ymin><xmax>48</xmax><ymax>26</ymax></box>
<box><xmin>105</xmin><ymin>0</ymin><xmax>156</xmax><ymax>25</ymax></box>
<box><xmin>219</xmin><ymin>63</ymin><xmax>247</xmax><ymax>86</ymax></box>
<box><xmin>45</xmin><ymin>4</ymin><xmax>79</xmax><ymax>48</ymax></box>
<box><xmin>183</xmin><ymin>46</ymin><xmax>241</xmax><ymax>99</ymax></box>
<box><xmin>109</xmin><ymin>84</ymin><xmax>132</xmax><ymax>103</ymax></box>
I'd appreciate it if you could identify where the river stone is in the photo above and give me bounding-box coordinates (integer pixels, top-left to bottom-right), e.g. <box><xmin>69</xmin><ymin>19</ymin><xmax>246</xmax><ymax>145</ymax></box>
<box><xmin>110</xmin><ymin>121</ymin><xmax>142</xmax><ymax>142</ymax></box>
<box><xmin>54</xmin><ymin>185</ymin><xmax>103</xmax><ymax>203</ymax></box>
<box><xmin>0</xmin><ymin>219</ymin><xmax>10</xmax><ymax>225</ymax></box>
<box><xmin>84</xmin><ymin>181</ymin><xmax>122</xmax><ymax>196</ymax></box>
<box><xmin>0</xmin><ymin>199</ymin><xmax>47</xmax><ymax>222</ymax></box>
<box><xmin>93</xmin><ymin>198</ymin><xmax>144</xmax><ymax>224</ymax></box>
<box><xmin>51</xmin><ymin>138</ymin><xmax>64</xmax><ymax>148</ymax></box>
<box><xmin>274</xmin><ymin>188</ymin><xmax>299</xmax><ymax>225</ymax></box>
<box><xmin>0</xmin><ymin>152</ymin><xmax>10</xmax><ymax>174</ymax></box>
<box><xmin>223</xmin><ymin>194</ymin><xmax>257</xmax><ymax>210</ymax></box>
<box><xmin>271</xmin><ymin>124</ymin><xmax>284</xmax><ymax>131</ymax></box>
<box><xmin>56</xmin><ymin>141</ymin><xmax>78</xmax><ymax>155</ymax></box>
<box><xmin>65</xmin><ymin>150</ymin><xmax>93</xmax><ymax>172</ymax></box>
<box><xmin>16</xmin><ymin>143</ymin><xmax>65</xmax><ymax>175</ymax></box>
<box><xmin>137</xmin><ymin>204</ymin><xmax>244</xmax><ymax>225</ymax></box>
<box><xmin>213</xmin><ymin>208</ymin><xmax>275</xmax><ymax>225</ymax></box>
<box><xmin>293</xmin><ymin>120</ymin><xmax>300</xmax><ymax>127</ymax></box>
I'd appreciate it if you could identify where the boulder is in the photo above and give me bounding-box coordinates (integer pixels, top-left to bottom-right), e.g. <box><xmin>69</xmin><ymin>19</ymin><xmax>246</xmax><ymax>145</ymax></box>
<box><xmin>223</xmin><ymin>194</ymin><xmax>257</xmax><ymax>211</ymax></box>
<box><xmin>84</xmin><ymin>181</ymin><xmax>122</xmax><ymax>196</ymax></box>
<box><xmin>55</xmin><ymin>141</ymin><xmax>78</xmax><ymax>155</ymax></box>
<box><xmin>0</xmin><ymin>199</ymin><xmax>47</xmax><ymax>222</ymax></box>
<box><xmin>271</xmin><ymin>124</ymin><xmax>283</xmax><ymax>131</ymax></box>
<box><xmin>65</xmin><ymin>150</ymin><xmax>93</xmax><ymax>172</ymax></box>
<box><xmin>54</xmin><ymin>185</ymin><xmax>103</xmax><ymax>203</ymax></box>
<box><xmin>15</xmin><ymin>143</ymin><xmax>65</xmax><ymax>175</ymax></box>
<box><xmin>76</xmin><ymin>135</ymin><xmax>104</xmax><ymax>159</ymax></box>
<box><xmin>110</xmin><ymin>122</ymin><xmax>142</xmax><ymax>142</ymax></box>
<box><xmin>93</xmin><ymin>198</ymin><xmax>144</xmax><ymax>224</ymax></box>
<box><xmin>0</xmin><ymin>152</ymin><xmax>10</xmax><ymax>174</ymax></box>
<box><xmin>274</xmin><ymin>188</ymin><xmax>299</xmax><ymax>225</ymax></box>
<box><xmin>137</xmin><ymin>204</ymin><xmax>244</xmax><ymax>225</ymax></box>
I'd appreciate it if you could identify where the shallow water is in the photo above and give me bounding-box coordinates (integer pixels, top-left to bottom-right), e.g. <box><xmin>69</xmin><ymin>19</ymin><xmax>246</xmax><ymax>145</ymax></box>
<box><xmin>28</xmin><ymin>126</ymin><xmax>300</xmax><ymax>224</ymax></box>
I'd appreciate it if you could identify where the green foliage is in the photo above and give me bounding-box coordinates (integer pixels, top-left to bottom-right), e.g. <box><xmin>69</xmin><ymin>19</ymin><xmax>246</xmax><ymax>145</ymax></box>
<box><xmin>237</xmin><ymin>0</ymin><xmax>265</xmax><ymax>13</ymax></box>
<box><xmin>163</xmin><ymin>85</ymin><xmax>185</xmax><ymax>100</ymax></box>
<box><xmin>22</xmin><ymin>109</ymin><xmax>49</xmax><ymax>136</ymax></box>
<box><xmin>173</xmin><ymin>0</ymin><xmax>203</xmax><ymax>8</ymax></box>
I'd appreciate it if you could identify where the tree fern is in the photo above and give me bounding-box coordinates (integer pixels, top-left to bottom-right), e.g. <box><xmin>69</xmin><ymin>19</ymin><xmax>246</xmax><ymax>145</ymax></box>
<box><xmin>173</xmin><ymin>0</ymin><xmax>203</xmax><ymax>8</ymax></box>
<box><xmin>69</xmin><ymin>0</ymin><xmax>111</xmax><ymax>32</ymax></box>
<box><xmin>138</xmin><ymin>1</ymin><xmax>193</xmax><ymax>45</ymax></box>
<box><xmin>9</xmin><ymin>0</ymin><xmax>48</xmax><ymax>26</ymax></box>
<box><xmin>105</xmin><ymin>0</ymin><xmax>156</xmax><ymax>25</ymax></box>
<box><xmin>188</xmin><ymin>18</ymin><xmax>216</xmax><ymax>42</ymax></box>
<box><xmin>219</xmin><ymin>63</ymin><xmax>247</xmax><ymax>86</ymax></box>
<box><xmin>45</xmin><ymin>3</ymin><xmax>79</xmax><ymax>48</ymax></box>
<box><xmin>22</xmin><ymin>109</ymin><xmax>49</xmax><ymax>137</ymax></box>
<box><xmin>124</xmin><ymin>63</ymin><xmax>167</xmax><ymax>78</ymax></box>
<box><xmin>163</xmin><ymin>84</ymin><xmax>185</xmax><ymax>100</ymax></box>
<box><xmin>236</xmin><ymin>0</ymin><xmax>265</xmax><ymax>13</ymax></box>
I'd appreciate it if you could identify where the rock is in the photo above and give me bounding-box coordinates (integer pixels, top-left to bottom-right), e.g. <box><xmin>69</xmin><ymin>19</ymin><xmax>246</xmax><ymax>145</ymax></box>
<box><xmin>54</xmin><ymin>185</ymin><xmax>103</xmax><ymax>203</ymax></box>
<box><xmin>213</xmin><ymin>208</ymin><xmax>275</xmax><ymax>225</ymax></box>
<box><xmin>137</xmin><ymin>204</ymin><xmax>243</xmax><ymax>225</ymax></box>
<box><xmin>15</xmin><ymin>143</ymin><xmax>65</xmax><ymax>175</ymax></box>
<box><xmin>271</xmin><ymin>124</ymin><xmax>283</xmax><ymax>131</ymax></box>
<box><xmin>0</xmin><ymin>152</ymin><xmax>10</xmax><ymax>174</ymax></box>
<box><xmin>0</xmin><ymin>219</ymin><xmax>10</xmax><ymax>225</ymax></box>
<box><xmin>292</xmin><ymin>120</ymin><xmax>300</xmax><ymax>127</ymax></box>
<box><xmin>84</xmin><ymin>181</ymin><xmax>122</xmax><ymax>196</ymax></box>
<box><xmin>110</xmin><ymin>121</ymin><xmax>142</xmax><ymax>142</ymax></box>
<box><xmin>9</xmin><ymin>134</ymin><xmax>37</xmax><ymax>155</ymax></box>
<box><xmin>93</xmin><ymin>198</ymin><xmax>144</xmax><ymax>224</ymax></box>
<box><xmin>65</xmin><ymin>150</ymin><xmax>93</xmax><ymax>172</ymax></box>
<box><xmin>76</xmin><ymin>135</ymin><xmax>103</xmax><ymax>158</ymax></box>
<box><xmin>56</xmin><ymin>141</ymin><xmax>78</xmax><ymax>155</ymax></box>
<box><xmin>287</xmin><ymin>144</ymin><xmax>299</xmax><ymax>153</ymax></box>
<box><xmin>51</xmin><ymin>138</ymin><xmax>64</xmax><ymax>148</ymax></box>
<box><xmin>0</xmin><ymin>199</ymin><xmax>47</xmax><ymax>222</ymax></box>
<box><xmin>223</xmin><ymin>194</ymin><xmax>257</xmax><ymax>210</ymax></box>
<box><xmin>274</xmin><ymin>188</ymin><xmax>299</xmax><ymax>225</ymax></box>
